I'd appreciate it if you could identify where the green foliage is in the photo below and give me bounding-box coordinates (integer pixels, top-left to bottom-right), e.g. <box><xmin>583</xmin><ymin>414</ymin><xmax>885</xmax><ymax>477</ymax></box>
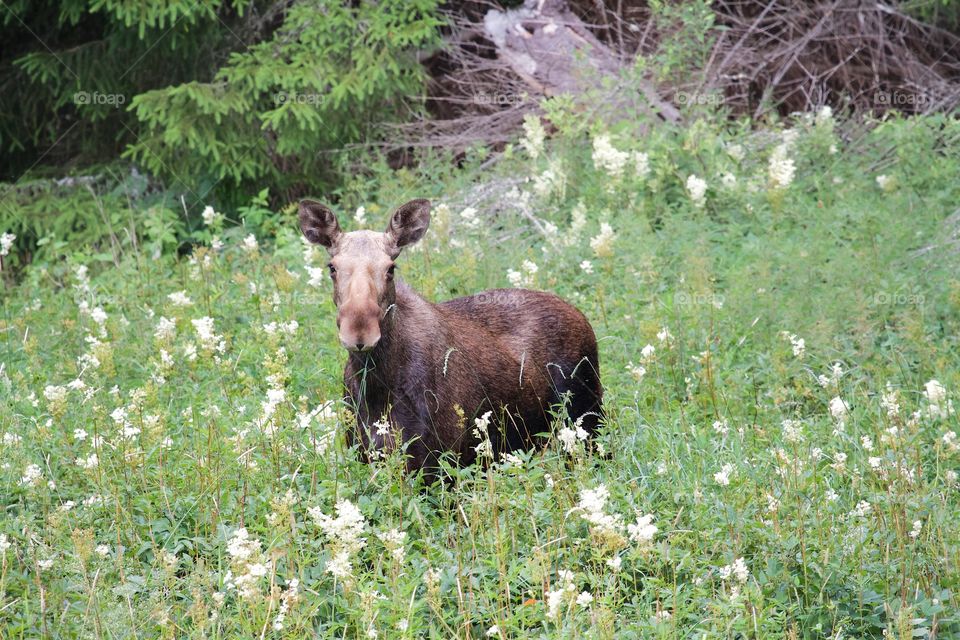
<box><xmin>1</xmin><ymin>109</ymin><xmax>959</xmax><ymax>637</ymax></box>
<box><xmin>0</xmin><ymin>0</ymin><xmax>249</xmax><ymax>180</ymax></box>
<box><xmin>645</xmin><ymin>0</ymin><xmax>718</xmax><ymax>83</ymax></box>
<box><xmin>0</xmin><ymin>175</ymin><xmax>139</xmax><ymax>272</ymax></box>
<box><xmin>902</xmin><ymin>0</ymin><xmax>960</xmax><ymax>32</ymax></box>
<box><xmin>125</xmin><ymin>0</ymin><xmax>444</xmax><ymax>205</ymax></box>
<box><xmin>0</xmin><ymin>174</ymin><xmax>289</xmax><ymax>271</ymax></box>
<box><xmin>2</xmin><ymin>0</ymin><xmax>443</xmax><ymax>214</ymax></box>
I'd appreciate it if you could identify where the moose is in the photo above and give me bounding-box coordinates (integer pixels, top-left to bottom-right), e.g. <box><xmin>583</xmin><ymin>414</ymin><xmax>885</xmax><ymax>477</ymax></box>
<box><xmin>299</xmin><ymin>198</ymin><xmax>603</xmax><ymax>474</ymax></box>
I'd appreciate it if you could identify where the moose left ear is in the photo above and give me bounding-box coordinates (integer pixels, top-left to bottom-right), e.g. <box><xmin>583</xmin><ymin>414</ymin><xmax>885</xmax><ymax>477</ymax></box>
<box><xmin>299</xmin><ymin>200</ymin><xmax>342</xmax><ymax>250</ymax></box>
<box><xmin>385</xmin><ymin>199</ymin><xmax>431</xmax><ymax>257</ymax></box>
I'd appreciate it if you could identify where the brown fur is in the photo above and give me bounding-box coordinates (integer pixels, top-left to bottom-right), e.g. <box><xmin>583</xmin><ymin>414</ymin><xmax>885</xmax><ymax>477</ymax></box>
<box><xmin>299</xmin><ymin>199</ymin><xmax>603</xmax><ymax>475</ymax></box>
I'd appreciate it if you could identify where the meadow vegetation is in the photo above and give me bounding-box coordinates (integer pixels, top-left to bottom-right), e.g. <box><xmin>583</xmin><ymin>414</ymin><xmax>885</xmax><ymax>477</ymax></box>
<box><xmin>2</xmin><ymin>105</ymin><xmax>960</xmax><ymax>638</ymax></box>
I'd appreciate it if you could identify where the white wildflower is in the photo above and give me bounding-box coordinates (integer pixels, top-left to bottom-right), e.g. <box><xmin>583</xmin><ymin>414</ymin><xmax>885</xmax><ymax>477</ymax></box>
<box><xmin>768</xmin><ymin>143</ymin><xmax>796</xmax><ymax>190</ymax></box>
<box><xmin>167</xmin><ymin>291</ymin><xmax>193</xmax><ymax>307</ymax></box>
<box><xmin>832</xmin><ymin>451</ymin><xmax>847</xmax><ymax>472</ymax></box>
<box><xmin>545</xmin><ymin>570</ymin><xmax>577</xmax><ymax>620</ymax></box>
<box><xmin>19</xmin><ymin>463</ymin><xmax>43</xmax><ymax>487</ymax></box>
<box><xmin>730</xmin><ymin>557</ymin><xmax>749</xmax><ymax>583</ymax></box>
<box><xmin>828</xmin><ymin>397</ymin><xmax>848</xmax><ymax>422</ymax></box>
<box><xmin>576</xmin><ymin>485</ymin><xmax>624</xmax><ymax>542</ymax></box>
<box><xmin>881</xmin><ymin>386</ymin><xmax>900</xmax><ymax>418</ymax></box>
<box><xmin>653</xmin><ymin>610</ymin><xmax>672</xmax><ymax>623</ymax></box>
<box><xmin>556</xmin><ymin>419</ymin><xmax>589</xmax><ymax>453</ymax></box>
<box><xmin>154</xmin><ymin>316</ymin><xmax>176</xmax><ymax>341</ymax></box>
<box><xmin>910</xmin><ymin>520</ymin><xmax>922</xmax><ymax>540</ymax></box>
<box><xmin>507</xmin><ymin>260</ymin><xmax>538</xmax><ymax>288</ymax></box>
<box><xmin>815</xmin><ymin>105</ymin><xmax>833</xmax><ymax>126</ymax></box>
<box><xmin>924</xmin><ymin>379</ymin><xmax>953</xmax><ymax>419</ymax></box>
<box><xmin>944</xmin><ymin>431</ymin><xmax>958</xmax><ymax>452</ymax></box>
<box><xmin>685</xmin><ymin>175</ymin><xmax>708</xmax><ymax>208</ymax></box>
<box><xmin>925</xmin><ymin>379</ymin><xmax>947</xmax><ymax>404</ymax></box>
<box><xmin>627</xmin><ymin>513</ymin><xmax>657</xmax><ymax>546</ymax></box>
<box><xmin>591</xmin><ymin>135</ymin><xmax>630</xmax><ymax>178</ymax></box>
<box><xmin>0</xmin><ymin>232</ymin><xmax>15</xmax><ymax>257</ymax></box>
<box><xmin>43</xmin><ymin>385</ymin><xmax>68</xmax><ymax>404</ymax></box>
<box><xmin>780</xmin><ymin>332</ymin><xmax>805</xmax><ymax>358</ymax></box>
<box><xmin>226</xmin><ymin>527</ymin><xmax>261</xmax><ymax>562</ymax></box>
<box><xmin>263</xmin><ymin>320</ymin><xmax>299</xmax><ymax>337</ymax></box>
<box><xmin>459</xmin><ymin>206</ymin><xmax>480</xmax><ymax>231</ymax></box>
<box><xmin>378</xmin><ymin>528</ymin><xmax>407</xmax><ymax>563</ymax></box>
<box><xmin>714</xmin><ymin>463</ymin><xmax>734</xmax><ymax>486</ymax></box>
<box><xmin>192</xmin><ymin>317</ymin><xmax>224</xmax><ymax>354</ymax></box>
<box><xmin>634</xmin><ymin>151</ymin><xmax>651</xmax><ymax>180</ymax></box>
<box><xmin>76</xmin><ymin>453</ymin><xmax>99</xmax><ymax>470</ymax></box>
<box><xmin>309</xmin><ymin>499</ymin><xmax>367</xmax><ymax>554</ymax></box>
<box><xmin>626</xmin><ymin>362</ymin><xmax>646</xmax><ymax>382</ymax></box>
<box><xmin>726</xmin><ymin>144</ymin><xmax>745</xmax><ymax>162</ymax></box>
<box><xmin>567</xmin><ymin>202</ymin><xmax>587</xmax><ymax>245</ymax></box>
<box><xmin>201</xmin><ymin>206</ymin><xmax>220</xmax><ymax>226</ymax></box>
<box><xmin>306</xmin><ymin>266</ymin><xmax>326</xmax><ymax>288</ymax></box>
<box><xmin>589</xmin><ymin>223</ymin><xmax>616</xmax><ymax>258</ymax></box>
<box><xmin>321</xmin><ymin>550</ymin><xmax>351</xmax><ymax>580</ymax></box>
<box><xmin>424</xmin><ymin>567</ymin><xmax>442</xmax><ymax>590</ymax></box>
<box><xmin>2</xmin><ymin>432</ymin><xmax>22</xmax><ymax>446</ymax></box>
<box><xmin>520</xmin><ymin>115</ymin><xmax>546</xmax><ymax>159</ymax></box>
<box><xmin>850</xmin><ymin>500</ymin><xmax>872</xmax><ymax>518</ymax></box>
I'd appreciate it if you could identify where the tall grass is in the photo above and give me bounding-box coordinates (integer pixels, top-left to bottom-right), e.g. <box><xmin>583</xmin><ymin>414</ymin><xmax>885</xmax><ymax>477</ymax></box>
<box><xmin>1</xmin><ymin>109</ymin><xmax>959</xmax><ymax>638</ymax></box>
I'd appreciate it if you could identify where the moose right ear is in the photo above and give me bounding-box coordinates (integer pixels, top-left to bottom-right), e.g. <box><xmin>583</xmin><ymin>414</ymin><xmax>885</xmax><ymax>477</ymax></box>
<box><xmin>299</xmin><ymin>200</ymin><xmax>342</xmax><ymax>249</ymax></box>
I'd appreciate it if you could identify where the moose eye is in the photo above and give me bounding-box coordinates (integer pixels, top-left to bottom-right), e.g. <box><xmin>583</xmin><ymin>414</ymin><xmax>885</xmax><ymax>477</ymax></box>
<box><xmin>327</xmin><ymin>263</ymin><xmax>337</xmax><ymax>276</ymax></box>
<box><xmin>386</xmin><ymin>264</ymin><xmax>396</xmax><ymax>279</ymax></box>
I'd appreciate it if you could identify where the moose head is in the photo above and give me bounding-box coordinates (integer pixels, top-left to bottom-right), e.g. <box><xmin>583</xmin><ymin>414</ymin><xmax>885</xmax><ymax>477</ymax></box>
<box><xmin>299</xmin><ymin>199</ymin><xmax>431</xmax><ymax>352</ymax></box>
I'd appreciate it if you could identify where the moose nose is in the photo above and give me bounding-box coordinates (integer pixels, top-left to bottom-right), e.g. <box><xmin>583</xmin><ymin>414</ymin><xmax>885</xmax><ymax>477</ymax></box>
<box><xmin>340</xmin><ymin>336</ymin><xmax>379</xmax><ymax>352</ymax></box>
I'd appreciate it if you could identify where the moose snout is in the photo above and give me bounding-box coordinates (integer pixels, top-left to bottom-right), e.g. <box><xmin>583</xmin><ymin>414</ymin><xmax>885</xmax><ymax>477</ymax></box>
<box><xmin>337</xmin><ymin>305</ymin><xmax>381</xmax><ymax>352</ymax></box>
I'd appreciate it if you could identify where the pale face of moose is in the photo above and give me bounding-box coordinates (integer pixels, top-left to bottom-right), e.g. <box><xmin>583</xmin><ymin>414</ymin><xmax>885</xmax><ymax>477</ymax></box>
<box><xmin>299</xmin><ymin>199</ymin><xmax>431</xmax><ymax>352</ymax></box>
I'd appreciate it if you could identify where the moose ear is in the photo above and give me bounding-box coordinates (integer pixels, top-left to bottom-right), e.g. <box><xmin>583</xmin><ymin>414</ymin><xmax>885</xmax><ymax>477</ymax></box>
<box><xmin>299</xmin><ymin>200</ymin><xmax>341</xmax><ymax>249</ymax></box>
<box><xmin>385</xmin><ymin>199</ymin><xmax>430</xmax><ymax>257</ymax></box>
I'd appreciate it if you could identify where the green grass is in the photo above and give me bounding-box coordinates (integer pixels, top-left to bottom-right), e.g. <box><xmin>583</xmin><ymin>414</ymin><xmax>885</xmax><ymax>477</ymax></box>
<box><xmin>1</xmin><ymin>110</ymin><xmax>959</xmax><ymax>638</ymax></box>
